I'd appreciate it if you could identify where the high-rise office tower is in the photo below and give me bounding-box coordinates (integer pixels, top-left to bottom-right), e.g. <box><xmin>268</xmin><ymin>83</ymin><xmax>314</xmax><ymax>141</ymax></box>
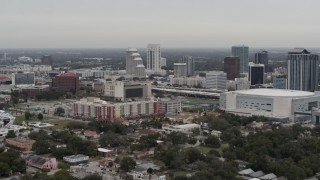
<box><xmin>147</xmin><ymin>44</ymin><xmax>161</xmax><ymax>73</ymax></box>
<box><xmin>232</xmin><ymin>45</ymin><xmax>249</xmax><ymax>73</ymax></box>
<box><xmin>224</xmin><ymin>56</ymin><xmax>240</xmax><ymax>80</ymax></box>
<box><xmin>255</xmin><ymin>50</ymin><xmax>269</xmax><ymax>72</ymax></box>
<box><xmin>180</xmin><ymin>56</ymin><xmax>195</xmax><ymax>76</ymax></box>
<box><xmin>174</xmin><ymin>63</ymin><xmax>187</xmax><ymax>77</ymax></box>
<box><xmin>126</xmin><ymin>48</ymin><xmax>146</xmax><ymax>77</ymax></box>
<box><xmin>287</xmin><ymin>48</ymin><xmax>319</xmax><ymax>92</ymax></box>
<box><xmin>248</xmin><ymin>63</ymin><xmax>265</xmax><ymax>85</ymax></box>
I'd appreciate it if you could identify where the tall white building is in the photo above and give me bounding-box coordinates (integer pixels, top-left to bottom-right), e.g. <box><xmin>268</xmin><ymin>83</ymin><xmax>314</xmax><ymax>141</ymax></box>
<box><xmin>180</xmin><ymin>56</ymin><xmax>195</xmax><ymax>76</ymax></box>
<box><xmin>205</xmin><ymin>71</ymin><xmax>227</xmax><ymax>91</ymax></box>
<box><xmin>126</xmin><ymin>48</ymin><xmax>146</xmax><ymax>77</ymax></box>
<box><xmin>232</xmin><ymin>45</ymin><xmax>249</xmax><ymax>73</ymax></box>
<box><xmin>147</xmin><ymin>44</ymin><xmax>161</xmax><ymax>73</ymax></box>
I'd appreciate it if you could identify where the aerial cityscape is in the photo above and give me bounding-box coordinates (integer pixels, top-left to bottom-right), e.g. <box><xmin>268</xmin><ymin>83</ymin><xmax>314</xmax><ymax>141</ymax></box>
<box><xmin>1</xmin><ymin>1</ymin><xmax>320</xmax><ymax>180</ymax></box>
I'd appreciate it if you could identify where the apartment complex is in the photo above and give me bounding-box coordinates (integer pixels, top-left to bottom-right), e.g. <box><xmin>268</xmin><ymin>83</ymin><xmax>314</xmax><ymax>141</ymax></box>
<box><xmin>157</xmin><ymin>98</ymin><xmax>182</xmax><ymax>115</ymax></box>
<box><xmin>72</xmin><ymin>97</ymin><xmax>157</xmax><ymax>120</ymax></box>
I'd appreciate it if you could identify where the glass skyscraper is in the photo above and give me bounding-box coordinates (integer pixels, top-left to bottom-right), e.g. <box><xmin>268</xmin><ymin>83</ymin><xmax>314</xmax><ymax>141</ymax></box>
<box><xmin>287</xmin><ymin>48</ymin><xmax>319</xmax><ymax>92</ymax></box>
<box><xmin>232</xmin><ymin>45</ymin><xmax>249</xmax><ymax>73</ymax></box>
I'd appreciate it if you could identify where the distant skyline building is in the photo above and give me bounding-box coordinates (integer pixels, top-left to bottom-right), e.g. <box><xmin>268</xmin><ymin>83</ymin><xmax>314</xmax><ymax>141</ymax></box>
<box><xmin>41</xmin><ymin>55</ymin><xmax>52</xmax><ymax>65</ymax></box>
<box><xmin>249</xmin><ymin>63</ymin><xmax>265</xmax><ymax>85</ymax></box>
<box><xmin>126</xmin><ymin>48</ymin><xmax>146</xmax><ymax>77</ymax></box>
<box><xmin>223</xmin><ymin>56</ymin><xmax>240</xmax><ymax>80</ymax></box>
<box><xmin>273</xmin><ymin>76</ymin><xmax>287</xmax><ymax>89</ymax></box>
<box><xmin>147</xmin><ymin>44</ymin><xmax>161</xmax><ymax>73</ymax></box>
<box><xmin>232</xmin><ymin>45</ymin><xmax>249</xmax><ymax>73</ymax></box>
<box><xmin>174</xmin><ymin>63</ymin><xmax>187</xmax><ymax>77</ymax></box>
<box><xmin>160</xmin><ymin>57</ymin><xmax>167</xmax><ymax>67</ymax></box>
<box><xmin>287</xmin><ymin>48</ymin><xmax>319</xmax><ymax>92</ymax></box>
<box><xmin>255</xmin><ymin>50</ymin><xmax>269</xmax><ymax>72</ymax></box>
<box><xmin>180</xmin><ymin>56</ymin><xmax>195</xmax><ymax>76</ymax></box>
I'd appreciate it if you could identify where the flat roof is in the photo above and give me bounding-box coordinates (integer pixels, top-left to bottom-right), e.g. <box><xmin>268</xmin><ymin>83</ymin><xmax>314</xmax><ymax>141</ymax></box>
<box><xmin>233</xmin><ymin>88</ymin><xmax>315</xmax><ymax>97</ymax></box>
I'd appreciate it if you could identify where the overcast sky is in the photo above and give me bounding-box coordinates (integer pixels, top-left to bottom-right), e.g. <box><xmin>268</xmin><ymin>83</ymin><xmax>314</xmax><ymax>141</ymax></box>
<box><xmin>1</xmin><ymin>0</ymin><xmax>319</xmax><ymax>48</ymax></box>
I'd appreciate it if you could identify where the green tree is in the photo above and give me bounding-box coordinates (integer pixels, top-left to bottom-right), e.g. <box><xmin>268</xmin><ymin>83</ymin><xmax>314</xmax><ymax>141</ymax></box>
<box><xmin>58</xmin><ymin>162</ymin><xmax>70</xmax><ymax>170</ymax></box>
<box><xmin>52</xmin><ymin>170</ymin><xmax>74</xmax><ymax>180</ymax></box>
<box><xmin>184</xmin><ymin>148</ymin><xmax>204</xmax><ymax>164</ymax></box>
<box><xmin>120</xmin><ymin>157</ymin><xmax>136</xmax><ymax>172</ymax></box>
<box><xmin>0</xmin><ymin>162</ymin><xmax>11</xmax><ymax>177</ymax></box>
<box><xmin>99</xmin><ymin>132</ymin><xmax>128</xmax><ymax>148</ymax></box>
<box><xmin>83</xmin><ymin>173</ymin><xmax>103</xmax><ymax>180</ymax></box>
<box><xmin>204</xmin><ymin>135</ymin><xmax>221</xmax><ymax>148</ymax></box>
<box><xmin>25</xmin><ymin>111</ymin><xmax>32</xmax><ymax>120</ymax></box>
<box><xmin>167</xmin><ymin>132</ymin><xmax>188</xmax><ymax>145</ymax></box>
<box><xmin>5</xmin><ymin>130</ymin><xmax>16</xmax><ymax>138</ymax></box>
<box><xmin>55</xmin><ymin>107</ymin><xmax>65</xmax><ymax>116</ymax></box>
<box><xmin>37</xmin><ymin>113</ymin><xmax>44</xmax><ymax>120</ymax></box>
<box><xmin>32</xmin><ymin>139</ymin><xmax>51</xmax><ymax>154</ymax></box>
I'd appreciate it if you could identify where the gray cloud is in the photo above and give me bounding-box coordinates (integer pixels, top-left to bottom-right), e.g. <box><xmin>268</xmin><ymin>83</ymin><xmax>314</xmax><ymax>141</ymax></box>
<box><xmin>0</xmin><ymin>0</ymin><xmax>319</xmax><ymax>48</ymax></box>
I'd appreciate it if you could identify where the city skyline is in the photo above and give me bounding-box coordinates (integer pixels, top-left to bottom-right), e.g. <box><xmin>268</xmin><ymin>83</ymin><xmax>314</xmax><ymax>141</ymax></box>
<box><xmin>1</xmin><ymin>0</ymin><xmax>320</xmax><ymax>48</ymax></box>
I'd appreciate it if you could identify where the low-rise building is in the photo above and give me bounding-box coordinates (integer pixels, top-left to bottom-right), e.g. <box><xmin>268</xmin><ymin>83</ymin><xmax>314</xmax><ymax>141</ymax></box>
<box><xmin>162</xmin><ymin>124</ymin><xmax>200</xmax><ymax>134</ymax></box>
<box><xmin>63</xmin><ymin>154</ymin><xmax>89</xmax><ymax>165</ymax></box>
<box><xmin>26</xmin><ymin>155</ymin><xmax>57</xmax><ymax>170</ymax></box>
<box><xmin>170</xmin><ymin>76</ymin><xmax>206</xmax><ymax>87</ymax></box>
<box><xmin>157</xmin><ymin>98</ymin><xmax>182</xmax><ymax>115</ymax></box>
<box><xmin>5</xmin><ymin>138</ymin><xmax>35</xmax><ymax>151</ymax></box>
<box><xmin>20</xmin><ymin>85</ymin><xmax>50</xmax><ymax>98</ymax></box>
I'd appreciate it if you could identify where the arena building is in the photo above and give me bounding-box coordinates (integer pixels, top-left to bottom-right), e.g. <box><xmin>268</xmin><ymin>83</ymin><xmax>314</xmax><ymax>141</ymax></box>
<box><xmin>220</xmin><ymin>89</ymin><xmax>320</xmax><ymax>122</ymax></box>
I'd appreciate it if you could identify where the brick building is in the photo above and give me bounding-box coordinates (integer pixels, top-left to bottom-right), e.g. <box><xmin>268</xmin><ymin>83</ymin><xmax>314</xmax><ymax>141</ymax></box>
<box><xmin>21</xmin><ymin>85</ymin><xmax>49</xmax><ymax>98</ymax></box>
<box><xmin>52</xmin><ymin>73</ymin><xmax>80</xmax><ymax>94</ymax></box>
<box><xmin>224</xmin><ymin>56</ymin><xmax>240</xmax><ymax>80</ymax></box>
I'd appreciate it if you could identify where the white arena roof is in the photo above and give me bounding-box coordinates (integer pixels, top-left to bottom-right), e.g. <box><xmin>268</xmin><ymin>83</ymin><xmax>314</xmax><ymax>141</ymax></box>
<box><xmin>234</xmin><ymin>88</ymin><xmax>314</xmax><ymax>97</ymax></box>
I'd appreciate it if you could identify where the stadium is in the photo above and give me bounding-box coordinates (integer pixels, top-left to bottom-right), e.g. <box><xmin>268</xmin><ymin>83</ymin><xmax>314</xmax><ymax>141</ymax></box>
<box><xmin>220</xmin><ymin>89</ymin><xmax>320</xmax><ymax>122</ymax></box>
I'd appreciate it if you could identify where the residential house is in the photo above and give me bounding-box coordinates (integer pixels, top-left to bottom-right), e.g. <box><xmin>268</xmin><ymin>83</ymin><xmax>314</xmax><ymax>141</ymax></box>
<box><xmin>26</xmin><ymin>155</ymin><xmax>57</xmax><ymax>170</ymax></box>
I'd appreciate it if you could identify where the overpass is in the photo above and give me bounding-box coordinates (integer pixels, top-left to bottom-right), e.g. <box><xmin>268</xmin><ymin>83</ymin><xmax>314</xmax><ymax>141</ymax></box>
<box><xmin>152</xmin><ymin>87</ymin><xmax>220</xmax><ymax>99</ymax></box>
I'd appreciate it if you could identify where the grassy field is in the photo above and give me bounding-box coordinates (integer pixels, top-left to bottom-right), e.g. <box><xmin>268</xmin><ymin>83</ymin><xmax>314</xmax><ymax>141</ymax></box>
<box><xmin>14</xmin><ymin>115</ymin><xmax>37</xmax><ymax>125</ymax></box>
<box><xmin>184</xmin><ymin>98</ymin><xmax>219</xmax><ymax>104</ymax></box>
<box><xmin>48</xmin><ymin>119</ymin><xmax>72</xmax><ymax>130</ymax></box>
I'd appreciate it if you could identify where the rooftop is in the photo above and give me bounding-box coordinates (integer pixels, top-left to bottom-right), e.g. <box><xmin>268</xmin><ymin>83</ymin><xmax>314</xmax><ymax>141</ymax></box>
<box><xmin>64</xmin><ymin>154</ymin><xmax>88</xmax><ymax>159</ymax></box>
<box><xmin>59</xmin><ymin>73</ymin><xmax>79</xmax><ymax>77</ymax></box>
<box><xmin>233</xmin><ymin>88</ymin><xmax>315</xmax><ymax>97</ymax></box>
<box><xmin>174</xmin><ymin>63</ymin><xmax>187</xmax><ymax>66</ymax></box>
<box><xmin>288</xmin><ymin>48</ymin><xmax>310</xmax><ymax>54</ymax></box>
<box><xmin>127</xmin><ymin>48</ymin><xmax>138</xmax><ymax>52</ymax></box>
